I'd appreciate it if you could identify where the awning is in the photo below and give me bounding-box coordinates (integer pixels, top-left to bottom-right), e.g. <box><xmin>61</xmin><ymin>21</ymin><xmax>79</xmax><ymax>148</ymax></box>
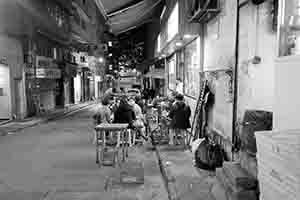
<box><xmin>143</xmin><ymin>69</ymin><xmax>165</xmax><ymax>79</ymax></box>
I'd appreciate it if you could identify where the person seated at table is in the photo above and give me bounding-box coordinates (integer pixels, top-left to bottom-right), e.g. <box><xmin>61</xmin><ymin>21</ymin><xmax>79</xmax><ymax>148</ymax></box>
<box><xmin>92</xmin><ymin>96</ymin><xmax>113</xmax><ymax>143</ymax></box>
<box><xmin>168</xmin><ymin>93</ymin><xmax>191</xmax><ymax>146</ymax></box>
<box><xmin>128</xmin><ymin>97</ymin><xmax>147</xmax><ymax>140</ymax></box>
<box><xmin>135</xmin><ymin>95</ymin><xmax>146</xmax><ymax>114</ymax></box>
<box><xmin>113</xmin><ymin>96</ymin><xmax>136</xmax><ymax>128</ymax></box>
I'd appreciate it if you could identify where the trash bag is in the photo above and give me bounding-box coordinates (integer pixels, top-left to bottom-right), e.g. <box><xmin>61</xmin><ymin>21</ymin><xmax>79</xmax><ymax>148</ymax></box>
<box><xmin>194</xmin><ymin>138</ymin><xmax>224</xmax><ymax>170</ymax></box>
<box><xmin>240</xmin><ymin>110</ymin><xmax>273</xmax><ymax>155</ymax></box>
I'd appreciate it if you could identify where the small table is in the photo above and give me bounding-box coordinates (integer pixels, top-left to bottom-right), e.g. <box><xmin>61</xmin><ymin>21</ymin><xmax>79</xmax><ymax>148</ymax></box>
<box><xmin>95</xmin><ymin>123</ymin><xmax>129</xmax><ymax>167</ymax></box>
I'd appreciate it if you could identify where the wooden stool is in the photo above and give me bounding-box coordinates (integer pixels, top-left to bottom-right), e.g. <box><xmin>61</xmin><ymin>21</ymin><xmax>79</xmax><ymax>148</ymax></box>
<box><xmin>95</xmin><ymin>123</ymin><xmax>129</xmax><ymax>167</ymax></box>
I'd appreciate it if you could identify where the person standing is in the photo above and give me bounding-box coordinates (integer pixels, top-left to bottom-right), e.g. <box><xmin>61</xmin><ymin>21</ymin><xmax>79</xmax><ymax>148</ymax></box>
<box><xmin>168</xmin><ymin>94</ymin><xmax>191</xmax><ymax>147</ymax></box>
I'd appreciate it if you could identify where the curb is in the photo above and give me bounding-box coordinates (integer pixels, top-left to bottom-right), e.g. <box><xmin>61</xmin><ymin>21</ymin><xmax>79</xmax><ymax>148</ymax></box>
<box><xmin>0</xmin><ymin>101</ymin><xmax>98</xmax><ymax>135</ymax></box>
<box><xmin>155</xmin><ymin>147</ymin><xmax>178</xmax><ymax>200</ymax></box>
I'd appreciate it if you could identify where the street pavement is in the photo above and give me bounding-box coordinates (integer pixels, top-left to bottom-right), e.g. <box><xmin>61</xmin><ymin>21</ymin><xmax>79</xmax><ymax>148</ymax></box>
<box><xmin>156</xmin><ymin>145</ymin><xmax>220</xmax><ymax>200</ymax></box>
<box><xmin>0</xmin><ymin>105</ymin><xmax>168</xmax><ymax>200</ymax></box>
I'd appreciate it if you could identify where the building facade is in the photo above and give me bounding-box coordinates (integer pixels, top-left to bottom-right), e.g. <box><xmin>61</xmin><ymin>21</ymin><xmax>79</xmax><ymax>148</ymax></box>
<box><xmin>151</xmin><ymin>0</ymin><xmax>278</xmax><ymax>178</ymax></box>
<box><xmin>0</xmin><ymin>0</ymin><xmax>106</xmax><ymax>119</ymax></box>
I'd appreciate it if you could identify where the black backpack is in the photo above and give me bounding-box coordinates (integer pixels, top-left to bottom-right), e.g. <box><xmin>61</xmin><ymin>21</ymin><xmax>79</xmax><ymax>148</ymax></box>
<box><xmin>195</xmin><ymin>138</ymin><xmax>224</xmax><ymax>170</ymax></box>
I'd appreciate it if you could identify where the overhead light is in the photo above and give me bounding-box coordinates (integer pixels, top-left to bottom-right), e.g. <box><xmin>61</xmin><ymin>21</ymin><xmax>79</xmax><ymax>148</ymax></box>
<box><xmin>99</xmin><ymin>57</ymin><xmax>104</xmax><ymax>63</ymax></box>
<box><xmin>108</xmin><ymin>53</ymin><xmax>112</xmax><ymax>57</ymax></box>
<box><xmin>108</xmin><ymin>41</ymin><xmax>112</xmax><ymax>47</ymax></box>
<box><xmin>175</xmin><ymin>42</ymin><xmax>183</xmax><ymax>46</ymax></box>
<box><xmin>183</xmin><ymin>34</ymin><xmax>192</xmax><ymax>39</ymax></box>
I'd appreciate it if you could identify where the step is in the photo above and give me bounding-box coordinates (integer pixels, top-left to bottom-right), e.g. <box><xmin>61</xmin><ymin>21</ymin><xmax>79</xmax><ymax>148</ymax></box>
<box><xmin>216</xmin><ymin>168</ymin><xmax>257</xmax><ymax>200</ymax></box>
<box><xmin>223</xmin><ymin>162</ymin><xmax>257</xmax><ymax>189</ymax></box>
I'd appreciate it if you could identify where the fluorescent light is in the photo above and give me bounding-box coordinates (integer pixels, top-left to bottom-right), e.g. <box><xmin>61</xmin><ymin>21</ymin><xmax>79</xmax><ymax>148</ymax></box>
<box><xmin>175</xmin><ymin>42</ymin><xmax>182</xmax><ymax>46</ymax></box>
<box><xmin>160</xmin><ymin>6</ymin><xmax>166</xmax><ymax>20</ymax></box>
<box><xmin>183</xmin><ymin>34</ymin><xmax>192</xmax><ymax>39</ymax></box>
<box><xmin>108</xmin><ymin>41</ymin><xmax>112</xmax><ymax>47</ymax></box>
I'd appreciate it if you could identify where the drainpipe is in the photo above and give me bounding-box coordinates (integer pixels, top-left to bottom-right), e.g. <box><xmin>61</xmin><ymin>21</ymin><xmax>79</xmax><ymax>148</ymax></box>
<box><xmin>232</xmin><ymin>0</ymin><xmax>240</xmax><ymax>161</ymax></box>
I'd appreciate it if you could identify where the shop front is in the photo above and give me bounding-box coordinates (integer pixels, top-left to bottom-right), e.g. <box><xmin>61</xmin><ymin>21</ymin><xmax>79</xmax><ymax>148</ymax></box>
<box><xmin>63</xmin><ymin>62</ymin><xmax>77</xmax><ymax>105</ymax></box>
<box><xmin>73</xmin><ymin>70</ymin><xmax>82</xmax><ymax>104</ymax></box>
<box><xmin>155</xmin><ymin>0</ymin><xmax>201</xmax><ymax>113</ymax></box>
<box><xmin>26</xmin><ymin>56</ymin><xmax>62</xmax><ymax>113</ymax></box>
<box><xmin>144</xmin><ymin>67</ymin><xmax>166</xmax><ymax>96</ymax></box>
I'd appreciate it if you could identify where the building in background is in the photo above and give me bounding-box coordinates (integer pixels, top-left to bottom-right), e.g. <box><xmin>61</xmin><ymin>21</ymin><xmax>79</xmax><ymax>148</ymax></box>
<box><xmin>0</xmin><ymin>0</ymin><xmax>107</xmax><ymax>119</ymax></box>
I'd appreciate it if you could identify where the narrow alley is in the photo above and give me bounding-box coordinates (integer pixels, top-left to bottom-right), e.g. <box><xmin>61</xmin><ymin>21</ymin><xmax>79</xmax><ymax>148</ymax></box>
<box><xmin>0</xmin><ymin>0</ymin><xmax>299</xmax><ymax>200</ymax></box>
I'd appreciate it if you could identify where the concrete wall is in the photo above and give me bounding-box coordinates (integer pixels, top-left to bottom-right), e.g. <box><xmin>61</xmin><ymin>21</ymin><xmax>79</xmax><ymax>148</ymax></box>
<box><xmin>0</xmin><ymin>34</ymin><xmax>27</xmax><ymax>119</ymax></box>
<box><xmin>203</xmin><ymin>0</ymin><xmax>237</xmax><ymax>142</ymax></box>
<box><xmin>237</xmin><ymin>1</ymin><xmax>275</xmax><ymax>124</ymax></box>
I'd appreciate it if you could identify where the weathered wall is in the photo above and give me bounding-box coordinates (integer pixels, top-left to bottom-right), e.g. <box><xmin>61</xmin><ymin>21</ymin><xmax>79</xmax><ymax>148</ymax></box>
<box><xmin>0</xmin><ymin>34</ymin><xmax>27</xmax><ymax>119</ymax></box>
<box><xmin>237</xmin><ymin>1</ymin><xmax>276</xmax><ymax>178</ymax></box>
<box><xmin>203</xmin><ymin>0</ymin><xmax>276</xmax><ymax>162</ymax></box>
<box><xmin>203</xmin><ymin>0</ymin><xmax>237</xmax><ymax>147</ymax></box>
<box><xmin>237</xmin><ymin>1</ymin><xmax>275</xmax><ymax>124</ymax></box>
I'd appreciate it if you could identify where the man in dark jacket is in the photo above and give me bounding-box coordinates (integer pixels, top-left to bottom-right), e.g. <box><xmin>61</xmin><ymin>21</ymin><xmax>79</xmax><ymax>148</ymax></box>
<box><xmin>168</xmin><ymin>94</ymin><xmax>191</xmax><ymax>146</ymax></box>
<box><xmin>113</xmin><ymin>96</ymin><xmax>136</xmax><ymax>127</ymax></box>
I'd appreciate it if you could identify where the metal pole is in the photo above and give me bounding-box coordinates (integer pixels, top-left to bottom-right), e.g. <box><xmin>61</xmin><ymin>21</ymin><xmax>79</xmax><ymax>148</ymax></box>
<box><xmin>232</xmin><ymin>0</ymin><xmax>240</xmax><ymax>161</ymax></box>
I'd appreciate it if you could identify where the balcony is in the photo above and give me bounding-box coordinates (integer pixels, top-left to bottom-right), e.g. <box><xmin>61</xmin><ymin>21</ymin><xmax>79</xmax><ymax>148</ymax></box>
<box><xmin>16</xmin><ymin>0</ymin><xmax>71</xmax><ymax>42</ymax></box>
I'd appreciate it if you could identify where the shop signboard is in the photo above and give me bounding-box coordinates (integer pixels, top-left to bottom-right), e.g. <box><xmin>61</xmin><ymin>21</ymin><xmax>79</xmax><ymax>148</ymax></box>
<box><xmin>36</xmin><ymin>56</ymin><xmax>58</xmax><ymax>68</ymax></box>
<box><xmin>26</xmin><ymin>68</ymin><xmax>61</xmax><ymax>79</ymax></box>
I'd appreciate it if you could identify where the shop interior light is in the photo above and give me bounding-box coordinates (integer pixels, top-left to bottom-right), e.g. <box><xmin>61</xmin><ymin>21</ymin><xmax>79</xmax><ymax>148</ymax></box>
<box><xmin>175</xmin><ymin>42</ymin><xmax>183</xmax><ymax>46</ymax></box>
<box><xmin>183</xmin><ymin>34</ymin><xmax>192</xmax><ymax>39</ymax></box>
<box><xmin>108</xmin><ymin>53</ymin><xmax>112</xmax><ymax>57</ymax></box>
<box><xmin>108</xmin><ymin>41</ymin><xmax>112</xmax><ymax>47</ymax></box>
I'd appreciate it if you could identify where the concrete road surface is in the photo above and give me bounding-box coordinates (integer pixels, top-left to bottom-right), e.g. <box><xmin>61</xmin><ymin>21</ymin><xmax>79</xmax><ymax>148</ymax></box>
<box><xmin>0</xmin><ymin>105</ymin><xmax>167</xmax><ymax>200</ymax></box>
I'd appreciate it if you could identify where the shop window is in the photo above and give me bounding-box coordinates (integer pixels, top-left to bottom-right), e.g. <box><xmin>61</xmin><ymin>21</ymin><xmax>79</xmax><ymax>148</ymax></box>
<box><xmin>167</xmin><ymin>2</ymin><xmax>179</xmax><ymax>42</ymax></box>
<box><xmin>176</xmin><ymin>51</ymin><xmax>184</xmax><ymax>81</ymax></box>
<box><xmin>168</xmin><ymin>55</ymin><xmax>176</xmax><ymax>91</ymax></box>
<box><xmin>157</xmin><ymin>34</ymin><xmax>161</xmax><ymax>53</ymax></box>
<box><xmin>46</xmin><ymin>0</ymin><xmax>68</xmax><ymax>29</ymax></box>
<box><xmin>278</xmin><ymin>0</ymin><xmax>300</xmax><ymax>56</ymax></box>
<box><xmin>53</xmin><ymin>48</ymin><xmax>57</xmax><ymax>60</ymax></box>
<box><xmin>184</xmin><ymin>37</ymin><xmax>201</xmax><ymax>98</ymax></box>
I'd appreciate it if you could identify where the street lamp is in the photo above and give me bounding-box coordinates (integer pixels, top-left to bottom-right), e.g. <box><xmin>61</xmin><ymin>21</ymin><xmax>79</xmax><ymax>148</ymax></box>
<box><xmin>99</xmin><ymin>57</ymin><xmax>104</xmax><ymax>63</ymax></box>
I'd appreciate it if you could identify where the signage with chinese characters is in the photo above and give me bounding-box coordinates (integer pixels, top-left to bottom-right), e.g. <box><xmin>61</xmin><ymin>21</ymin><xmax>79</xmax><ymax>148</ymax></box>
<box><xmin>36</xmin><ymin>56</ymin><xmax>58</xmax><ymax>68</ymax></box>
<box><xmin>26</xmin><ymin>68</ymin><xmax>61</xmax><ymax>79</ymax></box>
